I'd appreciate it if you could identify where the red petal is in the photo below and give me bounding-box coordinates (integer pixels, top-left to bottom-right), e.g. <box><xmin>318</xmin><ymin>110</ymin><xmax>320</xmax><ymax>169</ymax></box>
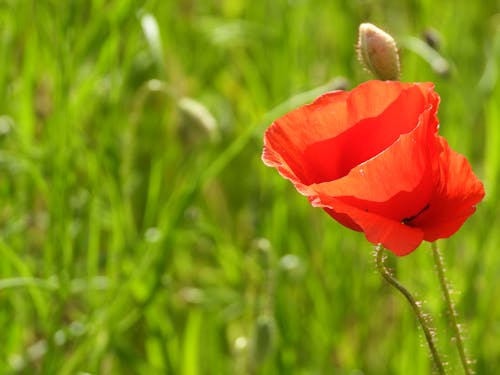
<box><xmin>262</xmin><ymin>81</ymin><xmax>436</xmax><ymax>188</ymax></box>
<box><xmin>410</xmin><ymin>137</ymin><xmax>485</xmax><ymax>240</ymax></box>
<box><xmin>319</xmin><ymin>199</ymin><xmax>424</xmax><ymax>255</ymax></box>
<box><xmin>311</xmin><ymin>101</ymin><xmax>438</xmax><ymax>221</ymax></box>
<box><xmin>302</xmin><ymin>82</ymin><xmax>436</xmax><ymax>183</ymax></box>
<box><xmin>262</xmin><ymin>90</ymin><xmax>349</xmax><ymax>191</ymax></box>
<box><xmin>323</xmin><ymin>208</ymin><xmax>363</xmax><ymax>232</ymax></box>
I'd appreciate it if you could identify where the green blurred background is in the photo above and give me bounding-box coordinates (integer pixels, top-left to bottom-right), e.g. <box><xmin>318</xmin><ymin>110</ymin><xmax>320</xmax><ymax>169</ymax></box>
<box><xmin>0</xmin><ymin>0</ymin><xmax>499</xmax><ymax>374</ymax></box>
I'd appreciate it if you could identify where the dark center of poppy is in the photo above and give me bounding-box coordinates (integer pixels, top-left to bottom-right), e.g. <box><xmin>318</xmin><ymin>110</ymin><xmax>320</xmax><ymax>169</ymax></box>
<box><xmin>402</xmin><ymin>203</ymin><xmax>430</xmax><ymax>225</ymax></box>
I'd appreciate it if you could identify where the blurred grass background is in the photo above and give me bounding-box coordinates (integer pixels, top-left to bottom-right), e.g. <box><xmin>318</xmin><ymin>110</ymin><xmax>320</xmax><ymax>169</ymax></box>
<box><xmin>0</xmin><ymin>0</ymin><xmax>499</xmax><ymax>374</ymax></box>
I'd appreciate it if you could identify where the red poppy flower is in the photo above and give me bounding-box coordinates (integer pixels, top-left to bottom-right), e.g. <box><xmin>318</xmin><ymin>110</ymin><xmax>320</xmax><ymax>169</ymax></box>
<box><xmin>262</xmin><ymin>80</ymin><xmax>485</xmax><ymax>255</ymax></box>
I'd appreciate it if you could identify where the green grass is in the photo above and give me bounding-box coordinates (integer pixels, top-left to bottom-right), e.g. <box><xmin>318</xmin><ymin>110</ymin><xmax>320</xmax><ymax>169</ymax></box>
<box><xmin>0</xmin><ymin>0</ymin><xmax>499</xmax><ymax>374</ymax></box>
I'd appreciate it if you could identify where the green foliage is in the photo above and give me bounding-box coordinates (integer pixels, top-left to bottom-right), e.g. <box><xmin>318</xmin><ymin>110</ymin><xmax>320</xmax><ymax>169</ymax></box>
<box><xmin>0</xmin><ymin>0</ymin><xmax>498</xmax><ymax>374</ymax></box>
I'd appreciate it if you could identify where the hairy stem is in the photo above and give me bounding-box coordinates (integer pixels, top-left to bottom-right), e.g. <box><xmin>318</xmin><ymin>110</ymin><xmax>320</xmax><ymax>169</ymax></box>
<box><xmin>375</xmin><ymin>244</ymin><xmax>446</xmax><ymax>375</ymax></box>
<box><xmin>431</xmin><ymin>242</ymin><xmax>473</xmax><ymax>375</ymax></box>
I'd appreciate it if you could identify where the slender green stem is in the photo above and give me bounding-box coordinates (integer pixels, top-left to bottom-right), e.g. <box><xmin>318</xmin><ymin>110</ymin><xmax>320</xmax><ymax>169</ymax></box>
<box><xmin>431</xmin><ymin>242</ymin><xmax>473</xmax><ymax>375</ymax></box>
<box><xmin>375</xmin><ymin>245</ymin><xmax>447</xmax><ymax>375</ymax></box>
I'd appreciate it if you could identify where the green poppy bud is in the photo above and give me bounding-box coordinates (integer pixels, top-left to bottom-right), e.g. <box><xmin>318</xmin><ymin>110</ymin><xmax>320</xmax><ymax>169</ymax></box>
<box><xmin>357</xmin><ymin>23</ymin><xmax>400</xmax><ymax>80</ymax></box>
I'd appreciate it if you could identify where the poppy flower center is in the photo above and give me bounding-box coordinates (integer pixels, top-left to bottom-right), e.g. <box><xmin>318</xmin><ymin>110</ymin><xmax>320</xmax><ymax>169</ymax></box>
<box><xmin>402</xmin><ymin>203</ymin><xmax>430</xmax><ymax>225</ymax></box>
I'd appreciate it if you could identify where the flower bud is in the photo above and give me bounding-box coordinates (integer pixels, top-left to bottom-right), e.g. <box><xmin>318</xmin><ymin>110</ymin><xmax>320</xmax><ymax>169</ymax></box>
<box><xmin>250</xmin><ymin>315</ymin><xmax>276</xmax><ymax>365</ymax></box>
<box><xmin>357</xmin><ymin>23</ymin><xmax>400</xmax><ymax>80</ymax></box>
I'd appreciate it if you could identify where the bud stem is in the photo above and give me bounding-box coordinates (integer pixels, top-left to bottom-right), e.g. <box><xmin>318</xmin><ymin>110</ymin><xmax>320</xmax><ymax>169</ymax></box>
<box><xmin>375</xmin><ymin>244</ymin><xmax>447</xmax><ymax>374</ymax></box>
<box><xmin>431</xmin><ymin>242</ymin><xmax>473</xmax><ymax>375</ymax></box>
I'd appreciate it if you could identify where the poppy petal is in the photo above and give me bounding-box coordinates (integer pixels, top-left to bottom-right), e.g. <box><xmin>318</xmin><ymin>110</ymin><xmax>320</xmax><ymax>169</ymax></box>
<box><xmin>302</xmin><ymin>83</ymin><xmax>437</xmax><ymax>183</ymax></box>
<box><xmin>262</xmin><ymin>90</ymin><xmax>350</xmax><ymax>190</ymax></box>
<box><xmin>310</xmin><ymin>102</ymin><xmax>438</xmax><ymax>222</ymax></box>
<box><xmin>316</xmin><ymin>198</ymin><xmax>424</xmax><ymax>255</ymax></box>
<box><xmin>410</xmin><ymin>137</ymin><xmax>485</xmax><ymax>241</ymax></box>
<box><xmin>263</xmin><ymin>82</ymin><xmax>438</xmax><ymax>191</ymax></box>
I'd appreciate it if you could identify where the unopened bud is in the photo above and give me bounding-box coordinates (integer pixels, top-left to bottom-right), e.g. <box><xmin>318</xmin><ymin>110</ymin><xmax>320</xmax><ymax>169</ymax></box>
<box><xmin>357</xmin><ymin>23</ymin><xmax>400</xmax><ymax>80</ymax></box>
<box><xmin>178</xmin><ymin>97</ymin><xmax>219</xmax><ymax>142</ymax></box>
<box><xmin>422</xmin><ymin>27</ymin><xmax>442</xmax><ymax>51</ymax></box>
<box><xmin>251</xmin><ymin>315</ymin><xmax>276</xmax><ymax>365</ymax></box>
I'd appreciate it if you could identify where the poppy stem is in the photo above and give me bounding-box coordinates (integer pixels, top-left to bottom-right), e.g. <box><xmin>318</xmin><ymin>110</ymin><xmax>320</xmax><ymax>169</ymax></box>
<box><xmin>375</xmin><ymin>244</ymin><xmax>447</xmax><ymax>375</ymax></box>
<box><xmin>431</xmin><ymin>242</ymin><xmax>473</xmax><ymax>375</ymax></box>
